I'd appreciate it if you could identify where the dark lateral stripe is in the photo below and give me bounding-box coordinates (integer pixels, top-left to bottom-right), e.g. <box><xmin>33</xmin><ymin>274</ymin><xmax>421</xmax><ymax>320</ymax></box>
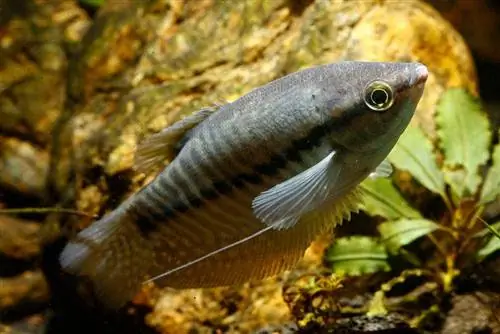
<box><xmin>135</xmin><ymin>121</ymin><xmax>331</xmax><ymax>236</ymax></box>
<box><xmin>189</xmin><ymin>196</ymin><xmax>203</xmax><ymax>208</ymax></box>
<box><xmin>136</xmin><ymin>216</ymin><xmax>160</xmax><ymax>236</ymax></box>
<box><xmin>167</xmin><ymin>164</ymin><xmax>195</xmax><ymax>206</ymax></box>
<box><xmin>142</xmin><ymin>187</ymin><xmax>171</xmax><ymax>219</ymax></box>
<box><xmin>135</xmin><ymin>187</ymin><xmax>176</xmax><ymax>235</ymax></box>
<box><xmin>200</xmin><ymin>187</ymin><xmax>218</xmax><ymax>200</ymax></box>
<box><xmin>233</xmin><ymin>172</ymin><xmax>262</xmax><ymax>185</ymax></box>
<box><xmin>254</xmin><ymin>160</ymin><xmax>279</xmax><ymax>176</ymax></box>
<box><xmin>213</xmin><ymin>179</ymin><xmax>232</xmax><ymax>195</ymax></box>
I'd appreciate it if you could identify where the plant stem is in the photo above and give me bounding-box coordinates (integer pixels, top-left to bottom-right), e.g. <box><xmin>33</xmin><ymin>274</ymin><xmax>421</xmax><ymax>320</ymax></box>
<box><xmin>427</xmin><ymin>233</ymin><xmax>448</xmax><ymax>259</ymax></box>
<box><xmin>441</xmin><ymin>194</ymin><xmax>454</xmax><ymax>215</ymax></box>
<box><xmin>479</xmin><ymin>217</ymin><xmax>500</xmax><ymax>240</ymax></box>
<box><xmin>466</xmin><ymin>206</ymin><xmax>484</xmax><ymax>230</ymax></box>
<box><xmin>0</xmin><ymin>208</ymin><xmax>97</xmax><ymax>218</ymax></box>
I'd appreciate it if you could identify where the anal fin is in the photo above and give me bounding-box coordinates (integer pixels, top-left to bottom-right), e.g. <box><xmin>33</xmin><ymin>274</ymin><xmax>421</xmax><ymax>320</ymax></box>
<box><xmin>147</xmin><ymin>187</ymin><xmax>363</xmax><ymax>289</ymax></box>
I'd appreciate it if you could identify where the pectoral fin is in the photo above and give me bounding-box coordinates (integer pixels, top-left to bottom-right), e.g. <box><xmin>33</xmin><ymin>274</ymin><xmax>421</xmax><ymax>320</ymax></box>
<box><xmin>134</xmin><ymin>106</ymin><xmax>219</xmax><ymax>174</ymax></box>
<box><xmin>252</xmin><ymin>151</ymin><xmax>341</xmax><ymax>230</ymax></box>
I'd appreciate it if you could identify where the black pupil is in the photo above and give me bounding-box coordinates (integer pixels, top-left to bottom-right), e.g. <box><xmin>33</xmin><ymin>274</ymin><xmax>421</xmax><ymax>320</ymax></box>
<box><xmin>371</xmin><ymin>89</ymin><xmax>388</xmax><ymax>105</ymax></box>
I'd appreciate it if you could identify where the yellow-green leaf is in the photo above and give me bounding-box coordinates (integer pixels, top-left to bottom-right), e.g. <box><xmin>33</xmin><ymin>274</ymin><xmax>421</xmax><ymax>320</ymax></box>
<box><xmin>477</xmin><ymin>221</ymin><xmax>500</xmax><ymax>261</ymax></box>
<box><xmin>388</xmin><ymin>125</ymin><xmax>445</xmax><ymax>199</ymax></box>
<box><xmin>442</xmin><ymin>168</ymin><xmax>468</xmax><ymax>201</ymax></box>
<box><xmin>436</xmin><ymin>89</ymin><xmax>491</xmax><ymax>198</ymax></box>
<box><xmin>480</xmin><ymin>134</ymin><xmax>500</xmax><ymax>204</ymax></box>
<box><xmin>360</xmin><ymin>178</ymin><xmax>421</xmax><ymax>220</ymax></box>
<box><xmin>378</xmin><ymin>219</ymin><xmax>441</xmax><ymax>254</ymax></box>
<box><xmin>325</xmin><ymin>236</ymin><xmax>390</xmax><ymax>276</ymax></box>
<box><xmin>80</xmin><ymin>0</ymin><xmax>104</xmax><ymax>7</ymax></box>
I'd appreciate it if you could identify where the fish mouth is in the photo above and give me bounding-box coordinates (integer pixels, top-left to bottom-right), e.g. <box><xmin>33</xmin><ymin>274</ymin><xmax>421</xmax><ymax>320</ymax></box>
<box><xmin>403</xmin><ymin>64</ymin><xmax>428</xmax><ymax>104</ymax></box>
<box><xmin>395</xmin><ymin>64</ymin><xmax>428</xmax><ymax>96</ymax></box>
<box><xmin>412</xmin><ymin>64</ymin><xmax>429</xmax><ymax>86</ymax></box>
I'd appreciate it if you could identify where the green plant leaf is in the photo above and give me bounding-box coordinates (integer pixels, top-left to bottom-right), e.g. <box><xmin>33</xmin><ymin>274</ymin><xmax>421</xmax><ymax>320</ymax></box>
<box><xmin>360</xmin><ymin>178</ymin><xmax>421</xmax><ymax>220</ymax></box>
<box><xmin>477</xmin><ymin>221</ymin><xmax>500</xmax><ymax>261</ymax></box>
<box><xmin>480</xmin><ymin>134</ymin><xmax>500</xmax><ymax>204</ymax></box>
<box><xmin>325</xmin><ymin>236</ymin><xmax>391</xmax><ymax>276</ymax></box>
<box><xmin>442</xmin><ymin>169</ymin><xmax>468</xmax><ymax>202</ymax></box>
<box><xmin>436</xmin><ymin>89</ymin><xmax>491</xmax><ymax>198</ymax></box>
<box><xmin>388</xmin><ymin>125</ymin><xmax>446</xmax><ymax>199</ymax></box>
<box><xmin>378</xmin><ymin>219</ymin><xmax>441</xmax><ymax>254</ymax></box>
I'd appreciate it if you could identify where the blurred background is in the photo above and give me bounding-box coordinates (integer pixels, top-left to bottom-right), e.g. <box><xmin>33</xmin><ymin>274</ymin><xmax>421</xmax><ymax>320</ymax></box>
<box><xmin>0</xmin><ymin>1</ymin><xmax>499</xmax><ymax>333</ymax></box>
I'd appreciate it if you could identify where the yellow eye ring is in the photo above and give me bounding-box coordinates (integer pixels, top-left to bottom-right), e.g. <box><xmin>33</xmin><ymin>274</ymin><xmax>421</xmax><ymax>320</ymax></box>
<box><xmin>364</xmin><ymin>81</ymin><xmax>394</xmax><ymax>112</ymax></box>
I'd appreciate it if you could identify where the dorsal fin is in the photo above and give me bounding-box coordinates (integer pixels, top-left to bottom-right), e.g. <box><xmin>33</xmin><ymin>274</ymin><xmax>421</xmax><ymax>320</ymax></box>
<box><xmin>134</xmin><ymin>106</ymin><xmax>220</xmax><ymax>174</ymax></box>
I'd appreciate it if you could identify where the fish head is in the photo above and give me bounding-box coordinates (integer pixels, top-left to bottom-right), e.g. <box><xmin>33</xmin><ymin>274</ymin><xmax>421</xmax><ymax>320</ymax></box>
<box><xmin>324</xmin><ymin>61</ymin><xmax>428</xmax><ymax>154</ymax></box>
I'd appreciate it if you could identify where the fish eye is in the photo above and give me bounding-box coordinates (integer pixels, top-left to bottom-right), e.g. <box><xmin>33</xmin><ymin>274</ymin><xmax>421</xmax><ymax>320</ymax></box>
<box><xmin>364</xmin><ymin>81</ymin><xmax>394</xmax><ymax>112</ymax></box>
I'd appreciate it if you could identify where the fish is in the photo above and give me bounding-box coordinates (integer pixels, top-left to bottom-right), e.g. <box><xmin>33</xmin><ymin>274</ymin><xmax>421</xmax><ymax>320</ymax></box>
<box><xmin>59</xmin><ymin>61</ymin><xmax>428</xmax><ymax>308</ymax></box>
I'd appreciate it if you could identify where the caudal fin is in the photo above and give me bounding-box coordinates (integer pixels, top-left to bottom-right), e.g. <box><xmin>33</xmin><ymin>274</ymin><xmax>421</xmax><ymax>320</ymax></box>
<box><xmin>59</xmin><ymin>210</ymin><xmax>153</xmax><ymax>309</ymax></box>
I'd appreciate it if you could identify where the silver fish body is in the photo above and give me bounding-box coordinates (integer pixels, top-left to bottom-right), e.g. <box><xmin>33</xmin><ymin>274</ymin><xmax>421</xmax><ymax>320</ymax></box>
<box><xmin>60</xmin><ymin>61</ymin><xmax>428</xmax><ymax>308</ymax></box>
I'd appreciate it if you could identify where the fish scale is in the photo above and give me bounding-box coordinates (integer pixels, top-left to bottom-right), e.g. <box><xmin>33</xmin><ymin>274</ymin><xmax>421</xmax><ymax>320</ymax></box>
<box><xmin>59</xmin><ymin>61</ymin><xmax>428</xmax><ymax>308</ymax></box>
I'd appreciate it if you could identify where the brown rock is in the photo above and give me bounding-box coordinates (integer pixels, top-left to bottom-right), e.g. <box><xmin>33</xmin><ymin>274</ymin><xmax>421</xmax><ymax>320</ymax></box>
<box><xmin>0</xmin><ymin>0</ymin><xmax>90</xmax><ymax>323</ymax></box>
<box><xmin>0</xmin><ymin>313</ymin><xmax>46</xmax><ymax>334</ymax></box>
<box><xmin>0</xmin><ymin>215</ymin><xmax>41</xmax><ymax>259</ymax></box>
<box><xmin>343</xmin><ymin>1</ymin><xmax>477</xmax><ymax>136</ymax></box>
<box><xmin>0</xmin><ymin>0</ymin><xmax>90</xmax><ymax>198</ymax></box>
<box><xmin>0</xmin><ymin>138</ymin><xmax>49</xmax><ymax>198</ymax></box>
<box><xmin>0</xmin><ymin>0</ymin><xmax>90</xmax><ymax>145</ymax></box>
<box><xmin>426</xmin><ymin>0</ymin><xmax>500</xmax><ymax>63</ymax></box>
<box><xmin>0</xmin><ymin>271</ymin><xmax>49</xmax><ymax>312</ymax></box>
<box><xmin>440</xmin><ymin>293</ymin><xmax>500</xmax><ymax>334</ymax></box>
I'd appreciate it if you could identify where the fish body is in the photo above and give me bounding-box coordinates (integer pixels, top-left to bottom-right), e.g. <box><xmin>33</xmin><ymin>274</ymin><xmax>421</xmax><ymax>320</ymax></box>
<box><xmin>60</xmin><ymin>61</ymin><xmax>428</xmax><ymax>308</ymax></box>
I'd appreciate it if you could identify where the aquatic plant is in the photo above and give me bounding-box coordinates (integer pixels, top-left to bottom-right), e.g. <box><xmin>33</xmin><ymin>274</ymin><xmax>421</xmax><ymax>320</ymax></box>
<box><xmin>79</xmin><ymin>0</ymin><xmax>104</xmax><ymax>8</ymax></box>
<box><xmin>320</xmin><ymin>88</ymin><xmax>500</xmax><ymax>329</ymax></box>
